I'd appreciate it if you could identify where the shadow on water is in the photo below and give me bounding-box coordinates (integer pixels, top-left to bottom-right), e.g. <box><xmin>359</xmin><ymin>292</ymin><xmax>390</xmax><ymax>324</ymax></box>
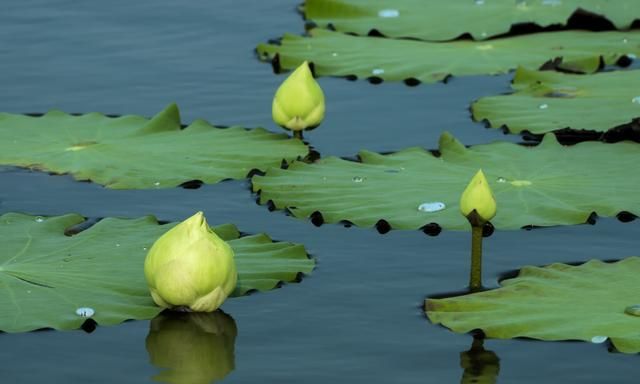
<box><xmin>146</xmin><ymin>311</ymin><xmax>237</xmax><ymax>384</ymax></box>
<box><xmin>460</xmin><ymin>337</ymin><xmax>500</xmax><ymax>384</ymax></box>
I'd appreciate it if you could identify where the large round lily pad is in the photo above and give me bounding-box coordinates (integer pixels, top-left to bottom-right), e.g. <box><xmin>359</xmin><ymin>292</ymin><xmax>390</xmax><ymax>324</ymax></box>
<box><xmin>426</xmin><ymin>257</ymin><xmax>640</xmax><ymax>354</ymax></box>
<box><xmin>0</xmin><ymin>103</ymin><xmax>308</xmax><ymax>189</ymax></box>
<box><xmin>304</xmin><ymin>0</ymin><xmax>640</xmax><ymax>41</ymax></box>
<box><xmin>0</xmin><ymin>213</ymin><xmax>315</xmax><ymax>332</ymax></box>
<box><xmin>252</xmin><ymin>133</ymin><xmax>640</xmax><ymax>231</ymax></box>
<box><xmin>472</xmin><ymin>67</ymin><xmax>640</xmax><ymax>136</ymax></box>
<box><xmin>257</xmin><ymin>28</ymin><xmax>640</xmax><ymax>84</ymax></box>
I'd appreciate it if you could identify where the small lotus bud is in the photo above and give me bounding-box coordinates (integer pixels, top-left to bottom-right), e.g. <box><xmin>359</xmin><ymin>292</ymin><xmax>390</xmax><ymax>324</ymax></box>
<box><xmin>272</xmin><ymin>61</ymin><xmax>325</xmax><ymax>132</ymax></box>
<box><xmin>146</xmin><ymin>311</ymin><xmax>237</xmax><ymax>384</ymax></box>
<box><xmin>144</xmin><ymin>212</ymin><xmax>237</xmax><ymax>312</ymax></box>
<box><xmin>460</xmin><ymin>169</ymin><xmax>497</xmax><ymax>226</ymax></box>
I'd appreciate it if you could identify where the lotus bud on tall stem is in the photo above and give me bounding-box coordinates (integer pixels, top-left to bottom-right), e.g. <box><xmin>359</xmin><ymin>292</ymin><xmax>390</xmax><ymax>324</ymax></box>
<box><xmin>272</xmin><ymin>61</ymin><xmax>325</xmax><ymax>140</ymax></box>
<box><xmin>460</xmin><ymin>170</ymin><xmax>496</xmax><ymax>292</ymax></box>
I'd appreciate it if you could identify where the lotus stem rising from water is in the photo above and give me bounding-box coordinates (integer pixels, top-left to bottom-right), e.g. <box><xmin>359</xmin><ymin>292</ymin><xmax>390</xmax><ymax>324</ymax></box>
<box><xmin>460</xmin><ymin>169</ymin><xmax>496</xmax><ymax>291</ymax></box>
<box><xmin>272</xmin><ymin>60</ymin><xmax>325</xmax><ymax>140</ymax></box>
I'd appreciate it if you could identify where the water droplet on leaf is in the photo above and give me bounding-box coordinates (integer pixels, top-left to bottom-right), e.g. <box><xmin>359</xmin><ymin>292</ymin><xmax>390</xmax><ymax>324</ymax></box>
<box><xmin>632</xmin><ymin>96</ymin><xmax>640</xmax><ymax>105</ymax></box>
<box><xmin>496</xmin><ymin>177</ymin><xmax>507</xmax><ymax>183</ymax></box>
<box><xmin>538</xmin><ymin>103</ymin><xmax>549</xmax><ymax>109</ymax></box>
<box><xmin>591</xmin><ymin>336</ymin><xmax>607</xmax><ymax>344</ymax></box>
<box><xmin>418</xmin><ymin>202</ymin><xmax>446</xmax><ymax>213</ymax></box>
<box><xmin>510</xmin><ymin>180</ymin><xmax>532</xmax><ymax>187</ymax></box>
<box><xmin>624</xmin><ymin>304</ymin><xmax>640</xmax><ymax>316</ymax></box>
<box><xmin>476</xmin><ymin>44</ymin><xmax>494</xmax><ymax>51</ymax></box>
<box><xmin>474</xmin><ymin>0</ymin><xmax>485</xmax><ymax>5</ymax></box>
<box><xmin>34</xmin><ymin>216</ymin><xmax>45</xmax><ymax>223</ymax></box>
<box><xmin>352</xmin><ymin>176</ymin><xmax>364</xmax><ymax>183</ymax></box>
<box><xmin>153</xmin><ymin>181</ymin><xmax>160</xmax><ymax>187</ymax></box>
<box><xmin>76</xmin><ymin>307</ymin><xmax>95</xmax><ymax>318</ymax></box>
<box><xmin>378</xmin><ymin>9</ymin><xmax>399</xmax><ymax>18</ymax></box>
<box><xmin>372</xmin><ymin>68</ymin><xmax>385</xmax><ymax>75</ymax></box>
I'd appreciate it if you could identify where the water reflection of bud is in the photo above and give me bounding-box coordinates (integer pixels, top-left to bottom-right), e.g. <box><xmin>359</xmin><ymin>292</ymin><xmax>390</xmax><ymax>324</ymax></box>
<box><xmin>146</xmin><ymin>311</ymin><xmax>237</xmax><ymax>384</ymax></box>
<box><xmin>460</xmin><ymin>337</ymin><xmax>500</xmax><ymax>384</ymax></box>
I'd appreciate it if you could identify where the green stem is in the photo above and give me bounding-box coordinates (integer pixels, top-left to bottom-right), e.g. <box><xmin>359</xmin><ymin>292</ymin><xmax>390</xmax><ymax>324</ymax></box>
<box><xmin>293</xmin><ymin>130</ymin><xmax>304</xmax><ymax>140</ymax></box>
<box><xmin>469</xmin><ymin>225</ymin><xmax>483</xmax><ymax>292</ymax></box>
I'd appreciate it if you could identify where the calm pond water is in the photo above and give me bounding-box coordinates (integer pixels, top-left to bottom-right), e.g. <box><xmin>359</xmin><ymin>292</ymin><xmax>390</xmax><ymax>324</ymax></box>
<box><xmin>1</xmin><ymin>1</ymin><xmax>639</xmax><ymax>383</ymax></box>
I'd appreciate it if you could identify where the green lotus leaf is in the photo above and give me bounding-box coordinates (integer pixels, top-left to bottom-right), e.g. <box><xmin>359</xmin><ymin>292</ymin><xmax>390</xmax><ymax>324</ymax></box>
<box><xmin>252</xmin><ymin>133</ymin><xmax>640</xmax><ymax>231</ymax></box>
<box><xmin>0</xmin><ymin>103</ymin><xmax>308</xmax><ymax>189</ymax></box>
<box><xmin>257</xmin><ymin>28</ymin><xmax>640</xmax><ymax>83</ymax></box>
<box><xmin>472</xmin><ymin>67</ymin><xmax>640</xmax><ymax>136</ymax></box>
<box><xmin>304</xmin><ymin>0</ymin><xmax>640</xmax><ymax>41</ymax></box>
<box><xmin>426</xmin><ymin>257</ymin><xmax>640</xmax><ymax>354</ymax></box>
<box><xmin>0</xmin><ymin>212</ymin><xmax>314</xmax><ymax>332</ymax></box>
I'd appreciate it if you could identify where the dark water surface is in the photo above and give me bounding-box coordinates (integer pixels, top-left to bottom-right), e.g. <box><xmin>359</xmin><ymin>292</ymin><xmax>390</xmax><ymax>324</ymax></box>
<box><xmin>1</xmin><ymin>1</ymin><xmax>639</xmax><ymax>383</ymax></box>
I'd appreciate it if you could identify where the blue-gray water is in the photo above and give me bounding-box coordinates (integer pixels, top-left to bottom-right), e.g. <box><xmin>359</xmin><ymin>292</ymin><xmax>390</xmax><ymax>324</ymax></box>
<box><xmin>1</xmin><ymin>1</ymin><xmax>639</xmax><ymax>383</ymax></box>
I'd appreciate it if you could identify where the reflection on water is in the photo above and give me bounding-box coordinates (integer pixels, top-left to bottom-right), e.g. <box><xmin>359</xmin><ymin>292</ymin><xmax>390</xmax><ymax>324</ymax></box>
<box><xmin>460</xmin><ymin>337</ymin><xmax>500</xmax><ymax>384</ymax></box>
<box><xmin>146</xmin><ymin>311</ymin><xmax>237</xmax><ymax>384</ymax></box>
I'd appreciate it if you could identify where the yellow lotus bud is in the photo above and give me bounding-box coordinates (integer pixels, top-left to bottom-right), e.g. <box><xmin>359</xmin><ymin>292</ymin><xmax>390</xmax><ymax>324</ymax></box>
<box><xmin>272</xmin><ymin>61</ymin><xmax>325</xmax><ymax>132</ymax></box>
<box><xmin>460</xmin><ymin>169</ymin><xmax>497</xmax><ymax>225</ymax></box>
<box><xmin>146</xmin><ymin>311</ymin><xmax>237</xmax><ymax>384</ymax></box>
<box><xmin>144</xmin><ymin>211</ymin><xmax>237</xmax><ymax>312</ymax></box>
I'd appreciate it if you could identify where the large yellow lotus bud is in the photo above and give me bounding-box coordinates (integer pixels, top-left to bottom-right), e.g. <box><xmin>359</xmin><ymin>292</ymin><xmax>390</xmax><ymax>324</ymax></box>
<box><xmin>144</xmin><ymin>211</ymin><xmax>237</xmax><ymax>312</ymax></box>
<box><xmin>146</xmin><ymin>311</ymin><xmax>237</xmax><ymax>384</ymax></box>
<box><xmin>272</xmin><ymin>61</ymin><xmax>325</xmax><ymax>132</ymax></box>
<box><xmin>460</xmin><ymin>169</ymin><xmax>497</xmax><ymax>226</ymax></box>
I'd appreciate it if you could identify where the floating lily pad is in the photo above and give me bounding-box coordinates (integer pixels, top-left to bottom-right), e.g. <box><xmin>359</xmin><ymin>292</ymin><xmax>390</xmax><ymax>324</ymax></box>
<box><xmin>0</xmin><ymin>213</ymin><xmax>314</xmax><ymax>332</ymax></box>
<box><xmin>426</xmin><ymin>257</ymin><xmax>640</xmax><ymax>354</ymax></box>
<box><xmin>472</xmin><ymin>67</ymin><xmax>640</xmax><ymax>136</ymax></box>
<box><xmin>0</xmin><ymin>103</ymin><xmax>308</xmax><ymax>189</ymax></box>
<box><xmin>252</xmin><ymin>133</ymin><xmax>640</xmax><ymax>231</ymax></box>
<box><xmin>304</xmin><ymin>0</ymin><xmax>640</xmax><ymax>41</ymax></box>
<box><xmin>257</xmin><ymin>28</ymin><xmax>640</xmax><ymax>83</ymax></box>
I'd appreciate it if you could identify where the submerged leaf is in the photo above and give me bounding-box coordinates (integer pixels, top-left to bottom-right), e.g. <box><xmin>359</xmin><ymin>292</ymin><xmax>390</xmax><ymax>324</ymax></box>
<box><xmin>252</xmin><ymin>133</ymin><xmax>640</xmax><ymax>230</ymax></box>
<box><xmin>0</xmin><ymin>213</ymin><xmax>314</xmax><ymax>332</ymax></box>
<box><xmin>472</xmin><ymin>67</ymin><xmax>640</xmax><ymax>135</ymax></box>
<box><xmin>257</xmin><ymin>29</ymin><xmax>640</xmax><ymax>83</ymax></box>
<box><xmin>426</xmin><ymin>257</ymin><xmax>640</xmax><ymax>354</ymax></box>
<box><xmin>304</xmin><ymin>0</ymin><xmax>640</xmax><ymax>41</ymax></box>
<box><xmin>0</xmin><ymin>103</ymin><xmax>308</xmax><ymax>189</ymax></box>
